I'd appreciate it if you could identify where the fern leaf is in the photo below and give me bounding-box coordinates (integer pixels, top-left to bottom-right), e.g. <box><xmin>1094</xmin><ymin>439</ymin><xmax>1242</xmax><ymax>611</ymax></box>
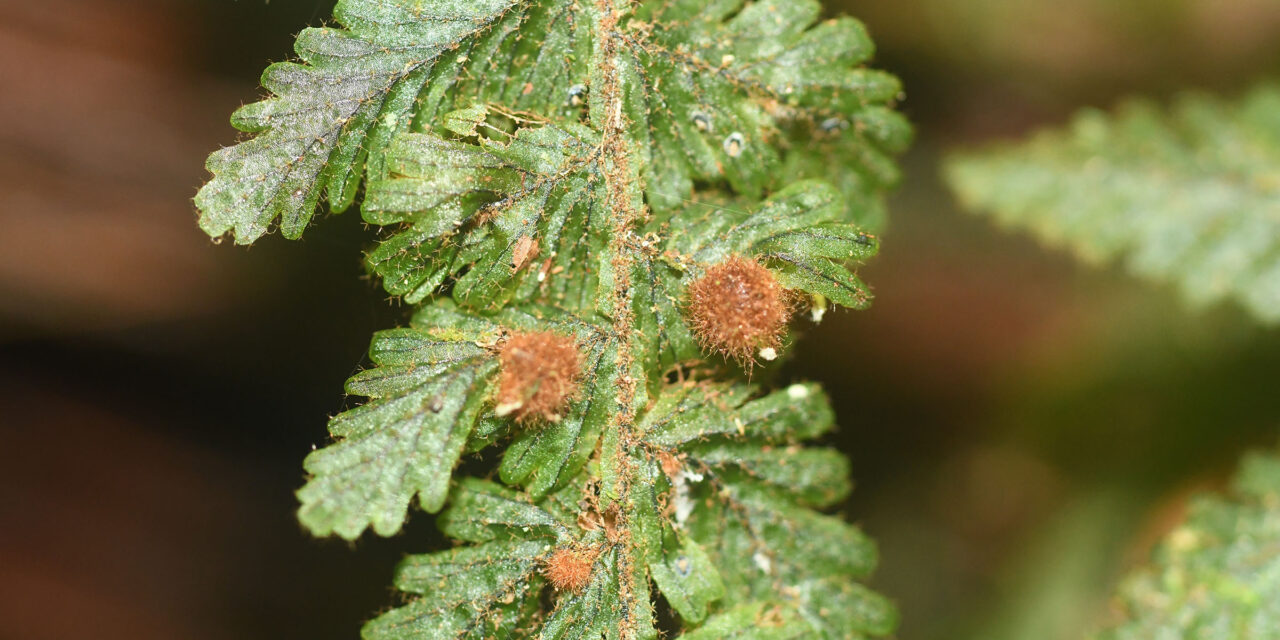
<box><xmin>361</xmin><ymin>540</ymin><xmax>546</xmax><ymax>639</ymax></box>
<box><xmin>1097</xmin><ymin>450</ymin><xmax>1280</xmax><ymax>639</ymax></box>
<box><xmin>686</xmin><ymin>482</ymin><xmax>895</xmax><ymax>638</ymax></box>
<box><xmin>636</xmin><ymin>182</ymin><xmax>880</xmax><ymax>370</ymax></box>
<box><xmin>297</xmin><ymin>301</ymin><xmax>615</xmax><ymax>539</ymax></box>
<box><xmin>369</xmin><ymin>149</ymin><xmax>879</xmax><ymax>371</ymax></box>
<box><xmin>678</xmin><ymin>603</ymin><xmax>808</xmax><ymax>639</ymax></box>
<box><xmin>682</xmin><ymin>442</ymin><xmax>852</xmax><ymax>508</ymax></box>
<box><xmin>367</xmin><ymin>380</ymin><xmax>882</xmax><ymax>640</ymax></box>
<box><xmin>296</xmin><ymin>334</ymin><xmax>496</xmax><ymax>539</ymax></box>
<box><xmin>496</xmin><ymin>336</ymin><xmax>621</xmax><ymax>498</ymax></box>
<box><xmin>946</xmin><ymin>84</ymin><xmax>1280</xmax><ymax>323</ymax></box>
<box><xmin>364</xmin><ymin>478</ymin><xmax>570</xmax><ymax>639</ymax></box>
<box><xmin>639</xmin><ymin>382</ymin><xmax>835</xmax><ymax>447</ymax></box>
<box><xmin>640</xmin><ymin>382</ymin><xmax>896</xmax><ymax>638</ymax></box>
<box><xmin>778</xmin><ymin>108</ymin><xmax>913</xmax><ymax>231</ymax></box>
<box><xmin>197</xmin><ymin>0</ymin><xmax>905</xmax><ymax>246</ymax></box>
<box><xmin>625</xmin><ymin>0</ymin><xmax>908</xmax><ymax>215</ymax></box>
<box><xmin>364</xmin><ymin>115</ymin><xmax>608</xmax><ymax>310</ymax></box>
<box><xmin>630</xmin><ymin>458</ymin><xmax>725</xmax><ymax>623</ymax></box>
<box><xmin>195</xmin><ymin>0</ymin><xmax>591</xmax><ymax>244</ymax></box>
<box><xmin>659</xmin><ymin>181</ymin><xmax>879</xmax><ymax>304</ymax></box>
<box><xmin>436</xmin><ymin>477</ymin><xmax>574</xmax><ymax>543</ymax></box>
<box><xmin>371</xmin><ymin>478</ymin><xmax>658</xmax><ymax>640</ymax></box>
<box><xmin>538</xmin><ymin>547</ymin><xmax>630</xmax><ymax>640</ymax></box>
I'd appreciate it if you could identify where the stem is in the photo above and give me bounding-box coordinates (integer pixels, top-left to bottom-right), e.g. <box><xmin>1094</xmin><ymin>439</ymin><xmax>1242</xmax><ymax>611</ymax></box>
<box><xmin>592</xmin><ymin>0</ymin><xmax>646</xmax><ymax>635</ymax></box>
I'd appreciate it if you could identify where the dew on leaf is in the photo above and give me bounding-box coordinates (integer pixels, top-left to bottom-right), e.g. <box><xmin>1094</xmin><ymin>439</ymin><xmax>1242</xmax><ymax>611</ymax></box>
<box><xmin>567</xmin><ymin>84</ymin><xmax>587</xmax><ymax>107</ymax></box>
<box><xmin>723</xmin><ymin>132</ymin><xmax>745</xmax><ymax>158</ymax></box>
<box><xmin>675</xmin><ymin>554</ymin><xmax>692</xmax><ymax>577</ymax></box>
<box><xmin>692</xmin><ymin>111</ymin><xmax>712</xmax><ymax>133</ymax></box>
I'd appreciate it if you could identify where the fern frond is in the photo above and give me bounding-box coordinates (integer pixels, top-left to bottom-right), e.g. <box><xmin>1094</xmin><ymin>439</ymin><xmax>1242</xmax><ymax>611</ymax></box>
<box><xmin>298</xmin><ymin>300</ymin><xmax>617</xmax><ymax>539</ymax></box>
<box><xmin>636</xmin><ymin>181</ymin><xmax>880</xmax><ymax>371</ymax></box>
<box><xmin>1097</xmin><ymin>450</ymin><xmax>1280</xmax><ymax>639</ymax></box>
<box><xmin>364</xmin><ymin>114</ymin><xmax>609</xmax><ymax>309</ymax></box>
<box><xmin>196</xmin><ymin>0</ymin><xmax>591</xmax><ymax>244</ymax></box>
<box><xmin>945</xmin><ymin>83</ymin><xmax>1280</xmax><ymax>323</ymax></box>
<box><xmin>362</xmin><ymin>540</ymin><xmax>546</xmax><ymax>639</ymax></box>
<box><xmin>198</xmin><ymin>0</ymin><xmax>905</xmax><ymax>246</ymax></box>
<box><xmin>638</xmin><ymin>382</ymin><xmax>896</xmax><ymax>637</ymax></box>
<box><xmin>680</xmin><ymin>603</ymin><xmax>809</xmax><ymax>639</ymax></box>
<box><xmin>364</xmin><ymin>478</ymin><xmax>573</xmax><ymax>639</ymax></box>
<box><xmin>623</xmin><ymin>0</ymin><xmax>910</xmax><ymax>215</ymax></box>
<box><xmin>200</xmin><ymin>0</ymin><xmax>909</xmax><ymax>636</ymax></box>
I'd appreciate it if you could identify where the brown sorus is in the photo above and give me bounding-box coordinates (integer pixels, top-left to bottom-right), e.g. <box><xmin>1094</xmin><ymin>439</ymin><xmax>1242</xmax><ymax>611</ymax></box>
<box><xmin>543</xmin><ymin>545</ymin><xmax>599</xmax><ymax>593</ymax></box>
<box><xmin>686</xmin><ymin>256</ymin><xmax>789</xmax><ymax>365</ymax></box>
<box><xmin>495</xmin><ymin>330</ymin><xmax>582</xmax><ymax>423</ymax></box>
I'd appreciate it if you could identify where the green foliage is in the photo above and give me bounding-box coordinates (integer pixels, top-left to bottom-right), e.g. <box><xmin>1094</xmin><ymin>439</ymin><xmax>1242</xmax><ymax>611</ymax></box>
<box><xmin>297</xmin><ymin>301</ymin><xmax>618</xmax><ymax>538</ymax></box>
<box><xmin>945</xmin><ymin>83</ymin><xmax>1280</xmax><ymax>324</ymax></box>
<box><xmin>196</xmin><ymin>0</ymin><xmax>909</xmax><ymax>246</ymax></box>
<box><xmin>363</xmin><ymin>479</ymin><xmax>570</xmax><ymax>639</ymax></box>
<box><xmin>640</xmin><ymin>382</ymin><xmax>896</xmax><ymax>637</ymax></box>
<box><xmin>198</xmin><ymin>0</ymin><xmax>907</xmax><ymax>637</ymax></box>
<box><xmin>196</xmin><ymin>0</ymin><xmax>591</xmax><ymax>244</ymax></box>
<box><xmin>364</xmin><ymin>116</ymin><xmax>609</xmax><ymax>310</ymax></box>
<box><xmin>1097</xmin><ymin>450</ymin><xmax>1280</xmax><ymax>640</ymax></box>
<box><xmin>622</xmin><ymin>0</ymin><xmax>910</xmax><ymax>218</ymax></box>
<box><xmin>636</xmin><ymin>181</ymin><xmax>881</xmax><ymax>370</ymax></box>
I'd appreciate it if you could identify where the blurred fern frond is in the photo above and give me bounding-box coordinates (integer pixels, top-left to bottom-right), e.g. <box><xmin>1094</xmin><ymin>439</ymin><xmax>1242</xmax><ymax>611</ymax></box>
<box><xmin>946</xmin><ymin>83</ymin><xmax>1280</xmax><ymax>324</ymax></box>
<box><xmin>1098</xmin><ymin>449</ymin><xmax>1280</xmax><ymax>639</ymax></box>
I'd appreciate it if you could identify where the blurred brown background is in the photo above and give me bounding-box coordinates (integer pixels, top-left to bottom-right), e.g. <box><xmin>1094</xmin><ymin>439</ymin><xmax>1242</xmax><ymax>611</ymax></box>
<box><xmin>1</xmin><ymin>1</ymin><xmax>1278</xmax><ymax>638</ymax></box>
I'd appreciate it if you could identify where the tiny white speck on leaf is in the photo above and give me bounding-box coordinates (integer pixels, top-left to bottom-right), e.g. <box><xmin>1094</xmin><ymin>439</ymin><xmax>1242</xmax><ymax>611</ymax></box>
<box><xmin>753</xmin><ymin>551</ymin><xmax>773</xmax><ymax>573</ymax></box>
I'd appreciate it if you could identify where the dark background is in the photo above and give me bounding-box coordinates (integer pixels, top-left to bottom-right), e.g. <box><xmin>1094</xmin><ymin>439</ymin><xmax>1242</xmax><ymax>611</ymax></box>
<box><xmin>2</xmin><ymin>1</ymin><xmax>1278</xmax><ymax>638</ymax></box>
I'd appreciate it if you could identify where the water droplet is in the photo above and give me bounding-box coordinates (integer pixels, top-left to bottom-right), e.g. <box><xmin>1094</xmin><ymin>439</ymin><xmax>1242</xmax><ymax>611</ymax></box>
<box><xmin>820</xmin><ymin>117</ymin><xmax>847</xmax><ymax>132</ymax></box>
<box><xmin>723</xmin><ymin>132</ymin><xmax>745</xmax><ymax>158</ymax></box>
<box><xmin>752</xmin><ymin>551</ymin><xmax>772</xmax><ymax>573</ymax></box>
<box><xmin>675</xmin><ymin>555</ymin><xmax>692</xmax><ymax>577</ymax></box>
<box><xmin>692</xmin><ymin>111</ymin><xmax>712</xmax><ymax>133</ymax></box>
